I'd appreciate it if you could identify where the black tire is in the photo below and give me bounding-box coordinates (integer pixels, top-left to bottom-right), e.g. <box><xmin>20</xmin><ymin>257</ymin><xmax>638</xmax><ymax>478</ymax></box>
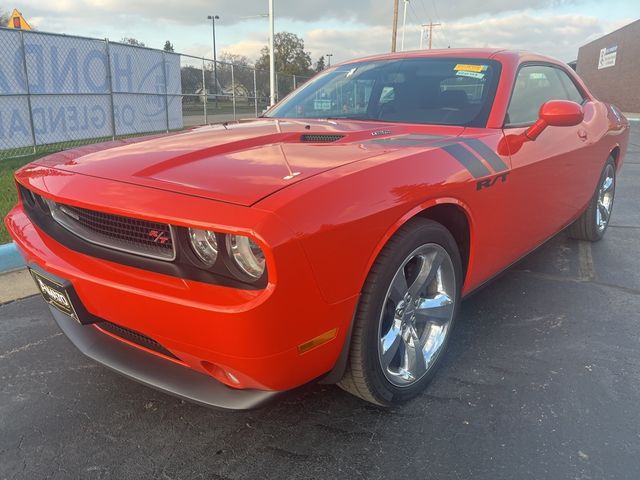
<box><xmin>338</xmin><ymin>218</ymin><xmax>462</xmax><ymax>406</ymax></box>
<box><xmin>568</xmin><ymin>157</ymin><xmax>616</xmax><ymax>242</ymax></box>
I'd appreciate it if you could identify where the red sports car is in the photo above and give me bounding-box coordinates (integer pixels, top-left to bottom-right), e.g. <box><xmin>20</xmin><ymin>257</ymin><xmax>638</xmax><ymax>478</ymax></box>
<box><xmin>5</xmin><ymin>49</ymin><xmax>629</xmax><ymax>408</ymax></box>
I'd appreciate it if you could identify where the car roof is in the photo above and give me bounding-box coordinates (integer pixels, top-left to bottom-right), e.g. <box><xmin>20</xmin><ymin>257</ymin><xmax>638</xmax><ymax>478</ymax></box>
<box><xmin>337</xmin><ymin>49</ymin><xmax>567</xmax><ymax>70</ymax></box>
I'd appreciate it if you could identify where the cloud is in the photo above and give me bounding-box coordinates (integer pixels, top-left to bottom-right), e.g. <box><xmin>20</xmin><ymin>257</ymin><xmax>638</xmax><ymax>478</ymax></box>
<box><xmin>10</xmin><ymin>0</ymin><xmax>632</xmax><ymax>64</ymax></box>
<box><xmin>14</xmin><ymin>0</ymin><xmax>591</xmax><ymax>27</ymax></box>
<box><xmin>435</xmin><ymin>13</ymin><xmax>605</xmax><ymax>61</ymax></box>
<box><xmin>304</xmin><ymin>26</ymin><xmax>392</xmax><ymax>61</ymax></box>
<box><xmin>220</xmin><ymin>12</ymin><xmax>611</xmax><ymax>63</ymax></box>
<box><xmin>221</xmin><ymin>40</ymin><xmax>267</xmax><ymax>58</ymax></box>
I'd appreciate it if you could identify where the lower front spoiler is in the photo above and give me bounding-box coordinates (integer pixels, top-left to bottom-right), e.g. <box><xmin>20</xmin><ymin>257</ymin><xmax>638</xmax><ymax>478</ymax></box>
<box><xmin>48</xmin><ymin>306</ymin><xmax>281</xmax><ymax>410</ymax></box>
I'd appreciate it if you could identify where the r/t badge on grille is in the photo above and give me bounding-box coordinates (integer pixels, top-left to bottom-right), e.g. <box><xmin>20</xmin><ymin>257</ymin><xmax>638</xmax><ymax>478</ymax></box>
<box><xmin>148</xmin><ymin>230</ymin><xmax>170</xmax><ymax>244</ymax></box>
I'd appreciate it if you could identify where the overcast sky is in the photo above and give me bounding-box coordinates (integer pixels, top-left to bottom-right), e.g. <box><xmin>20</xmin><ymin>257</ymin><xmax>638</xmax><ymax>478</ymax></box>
<box><xmin>7</xmin><ymin>0</ymin><xmax>637</xmax><ymax>63</ymax></box>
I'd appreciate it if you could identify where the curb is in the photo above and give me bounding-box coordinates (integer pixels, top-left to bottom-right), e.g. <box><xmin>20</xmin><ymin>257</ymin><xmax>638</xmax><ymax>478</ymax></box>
<box><xmin>0</xmin><ymin>242</ymin><xmax>26</xmax><ymax>274</ymax></box>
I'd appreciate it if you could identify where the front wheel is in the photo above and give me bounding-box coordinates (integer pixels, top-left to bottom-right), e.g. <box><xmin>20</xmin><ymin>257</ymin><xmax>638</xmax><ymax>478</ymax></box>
<box><xmin>338</xmin><ymin>218</ymin><xmax>462</xmax><ymax>406</ymax></box>
<box><xmin>568</xmin><ymin>157</ymin><xmax>616</xmax><ymax>242</ymax></box>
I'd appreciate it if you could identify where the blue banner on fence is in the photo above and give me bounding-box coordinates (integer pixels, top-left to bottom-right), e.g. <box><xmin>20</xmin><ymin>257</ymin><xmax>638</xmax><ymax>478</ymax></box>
<box><xmin>0</xmin><ymin>29</ymin><xmax>183</xmax><ymax>150</ymax></box>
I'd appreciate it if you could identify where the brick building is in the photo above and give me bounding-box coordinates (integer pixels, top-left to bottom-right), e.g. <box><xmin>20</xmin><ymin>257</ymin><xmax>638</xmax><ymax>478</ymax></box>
<box><xmin>576</xmin><ymin>19</ymin><xmax>640</xmax><ymax>113</ymax></box>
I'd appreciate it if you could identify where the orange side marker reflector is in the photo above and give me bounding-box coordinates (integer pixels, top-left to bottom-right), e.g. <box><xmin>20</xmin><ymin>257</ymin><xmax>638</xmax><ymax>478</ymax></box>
<box><xmin>298</xmin><ymin>328</ymin><xmax>338</xmax><ymax>354</ymax></box>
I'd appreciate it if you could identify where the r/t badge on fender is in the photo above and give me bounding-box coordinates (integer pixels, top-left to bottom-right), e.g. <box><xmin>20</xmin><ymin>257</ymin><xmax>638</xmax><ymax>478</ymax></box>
<box><xmin>477</xmin><ymin>172</ymin><xmax>510</xmax><ymax>191</ymax></box>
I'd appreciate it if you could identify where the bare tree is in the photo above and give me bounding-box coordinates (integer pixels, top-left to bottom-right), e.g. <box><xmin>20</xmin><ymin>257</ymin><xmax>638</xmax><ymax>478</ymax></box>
<box><xmin>0</xmin><ymin>9</ymin><xmax>11</xmax><ymax>27</ymax></box>
<box><xmin>120</xmin><ymin>37</ymin><xmax>146</xmax><ymax>47</ymax></box>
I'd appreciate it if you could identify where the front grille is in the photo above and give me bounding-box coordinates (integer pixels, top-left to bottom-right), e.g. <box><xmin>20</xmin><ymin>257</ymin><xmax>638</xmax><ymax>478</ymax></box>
<box><xmin>43</xmin><ymin>197</ymin><xmax>176</xmax><ymax>261</ymax></box>
<box><xmin>300</xmin><ymin>134</ymin><xmax>344</xmax><ymax>143</ymax></box>
<box><xmin>18</xmin><ymin>186</ymin><xmax>265</xmax><ymax>289</ymax></box>
<box><xmin>98</xmin><ymin>320</ymin><xmax>181</xmax><ymax>360</ymax></box>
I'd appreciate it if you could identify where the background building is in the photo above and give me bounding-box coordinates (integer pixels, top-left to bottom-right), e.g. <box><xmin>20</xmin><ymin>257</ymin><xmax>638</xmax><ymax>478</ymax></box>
<box><xmin>577</xmin><ymin>19</ymin><xmax>640</xmax><ymax>113</ymax></box>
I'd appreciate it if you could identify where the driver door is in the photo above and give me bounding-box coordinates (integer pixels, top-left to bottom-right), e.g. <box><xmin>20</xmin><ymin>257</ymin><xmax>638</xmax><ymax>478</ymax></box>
<box><xmin>502</xmin><ymin>63</ymin><xmax>595</xmax><ymax>257</ymax></box>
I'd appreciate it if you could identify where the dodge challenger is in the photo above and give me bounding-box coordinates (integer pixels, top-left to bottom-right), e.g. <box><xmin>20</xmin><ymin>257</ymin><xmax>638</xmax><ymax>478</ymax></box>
<box><xmin>4</xmin><ymin>49</ymin><xmax>629</xmax><ymax>408</ymax></box>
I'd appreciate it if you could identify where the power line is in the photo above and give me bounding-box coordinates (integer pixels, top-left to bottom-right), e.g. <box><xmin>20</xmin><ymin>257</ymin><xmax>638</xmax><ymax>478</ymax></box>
<box><xmin>431</xmin><ymin>0</ymin><xmax>452</xmax><ymax>48</ymax></box>
<box><xmin>414</xmin><ymin>0</ymin><xmax>445</xmax><ymax>50</ymax></box>
<box><xmin>405</xmin><ymin>0</ymin><xmax>424</xmax><ymax>50</ymax></box>
<box><xmin>408</xmin><ymin>1</ymin><xmax>421</xmax><ymax>25</ymax></box>
<box><xmin>415</xmin><ymin>0</ymin><xmax>453</xmax><ymax>49</ymax></box>
<box><xmin>417</xmin><ymin>0</ymin><xmax>430</xmax><ymax>21</ymax></box>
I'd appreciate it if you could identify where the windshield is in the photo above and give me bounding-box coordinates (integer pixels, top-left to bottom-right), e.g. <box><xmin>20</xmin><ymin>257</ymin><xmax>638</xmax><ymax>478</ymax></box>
<box><xmin>266</xmin><ymin>58</ymin><xmax>501</xmax><ymax>127</ymax></box>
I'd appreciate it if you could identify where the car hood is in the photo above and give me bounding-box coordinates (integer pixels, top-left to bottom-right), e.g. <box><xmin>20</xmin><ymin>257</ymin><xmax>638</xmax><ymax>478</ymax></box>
<box><xmin>33</xmin><ymin>119</ymin><xmax>463</xmax><ymax>206</ymax></box>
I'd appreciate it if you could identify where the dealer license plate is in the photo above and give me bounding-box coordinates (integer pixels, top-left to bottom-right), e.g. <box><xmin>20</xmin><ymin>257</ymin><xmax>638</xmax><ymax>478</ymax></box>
<box><xmin>30</xmin><ymin>269</ymin><xmax>80</xmax><ymax>322</ymax></box>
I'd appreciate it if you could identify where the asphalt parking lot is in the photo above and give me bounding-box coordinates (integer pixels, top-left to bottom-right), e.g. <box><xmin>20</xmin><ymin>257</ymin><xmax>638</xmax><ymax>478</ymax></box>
<box><xmin>1</xmin><ymin>125</ymin><xmax>639</xmax><ymax>480</ymax></box>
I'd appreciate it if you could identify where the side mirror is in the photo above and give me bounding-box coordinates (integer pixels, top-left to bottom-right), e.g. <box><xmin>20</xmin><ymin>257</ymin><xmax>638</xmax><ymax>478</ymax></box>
<box><xmin>524</xmin><ymin>100</ymin><xmax>584</xmax><ymax>140</ymax></box>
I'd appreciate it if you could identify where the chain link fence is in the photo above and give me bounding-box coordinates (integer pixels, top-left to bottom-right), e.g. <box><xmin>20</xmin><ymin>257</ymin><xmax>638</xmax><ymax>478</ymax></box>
<box><xmin>181</xmin><ymin>55</ymin><xmax>309</xmax><ymax>127</ymax></box>
<box><xmin>0</xmin><ymin>27</ymin><xmax>312</xmax><ymax>161</ymax></box>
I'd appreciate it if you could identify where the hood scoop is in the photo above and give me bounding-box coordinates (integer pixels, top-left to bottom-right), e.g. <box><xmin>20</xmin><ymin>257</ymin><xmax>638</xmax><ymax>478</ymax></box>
<box><xmin>300</xmin><ymin>134</ymin><xmax>345</xmax><ymax>143</ymax></box>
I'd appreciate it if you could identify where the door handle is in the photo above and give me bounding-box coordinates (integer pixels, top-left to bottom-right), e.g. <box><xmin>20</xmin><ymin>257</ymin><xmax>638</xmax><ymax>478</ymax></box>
<box><xmin>578</xmin><ymin>129</ymin><xmax>588</xmax><ymax>140</ymax></box>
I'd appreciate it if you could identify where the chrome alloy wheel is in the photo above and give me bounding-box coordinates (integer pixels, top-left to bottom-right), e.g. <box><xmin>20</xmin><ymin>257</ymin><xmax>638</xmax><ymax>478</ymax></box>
<box><xmin>596</xmin><ymin>163</ymin><xmax>615</xmax><ymax>232</ymax></box>
<box><xmin>377</xmin><ymin>244</ymin><xmax>456</xmax><ymax>387</ymax></box>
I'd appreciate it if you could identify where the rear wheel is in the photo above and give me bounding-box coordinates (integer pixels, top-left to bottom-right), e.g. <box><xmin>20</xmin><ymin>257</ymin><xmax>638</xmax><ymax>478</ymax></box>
<box><xmin>568</xmin><ymin>157</ymin><xmax>616</xmax><ymax>242</ymax></box>
<box><xmin>338</xmin><ymin>218</ymin><xmax>462</xmax><ymax>406</ymax></box>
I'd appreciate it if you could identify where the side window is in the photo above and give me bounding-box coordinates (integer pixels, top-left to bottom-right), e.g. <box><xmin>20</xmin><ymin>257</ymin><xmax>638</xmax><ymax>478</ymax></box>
<box><xmin>556</xmin><ymin>69</ymin><xmax>585</xmax><ymax>104</ymax></box>
<box><xmin>506</xmin><ymin>65</ymin><xmax>570</xmax><ymax>126</ymax></box>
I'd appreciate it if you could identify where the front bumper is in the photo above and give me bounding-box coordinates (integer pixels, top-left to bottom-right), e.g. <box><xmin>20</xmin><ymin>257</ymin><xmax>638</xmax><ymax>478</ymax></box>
<box><xmin>5</xmin><ymin>172</ymin><xmax>358</xmax><ymax>405</ymax></box>
<box><xmin>48</xmin><ymin>305</ymin><xmax>278</xmax><ymax>409</ymax></box>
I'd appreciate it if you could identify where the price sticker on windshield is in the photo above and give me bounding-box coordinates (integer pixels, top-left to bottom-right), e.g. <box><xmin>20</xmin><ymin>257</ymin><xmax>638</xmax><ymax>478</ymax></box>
<box><xmin>456</xmin><ymin>70</ymin><xmax>486</xmax><ymax>79</ymax></box>
<box><xmin>454</xmin><ymin>64</ymin><xmax>487</xmax><ymax>73</ymax></box>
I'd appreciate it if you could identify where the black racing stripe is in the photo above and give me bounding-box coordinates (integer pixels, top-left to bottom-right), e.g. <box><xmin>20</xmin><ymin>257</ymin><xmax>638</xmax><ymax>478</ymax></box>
<box><xmin>441</xmin><ymin>143</ymin><xmax>491</xmax><ymax>179</ymax></box>
<box><xmin>462</xmin><ymin>138</ymin><xmax>509</xmax><ymax>173</ymax></box>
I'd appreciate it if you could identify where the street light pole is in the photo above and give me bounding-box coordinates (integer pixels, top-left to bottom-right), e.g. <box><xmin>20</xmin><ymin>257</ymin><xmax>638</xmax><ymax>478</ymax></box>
<box><xmin>207</xmin><ymin>15</ymin><xmax>220</xmax><ymax>105</ymax></box>
<box><xmin>269</xmin><ymin>0</ymin><xmax>276</xmax><ymax>107</ymax></box>
<box><xmin>326</xmin><ymin>53</ymin><xmax>333</xmax><ymax>67</ymax></box>
<box><xmin>400</xmin><ymin>0</ymin><xmax>409</xmax><ymax>51</ymax></box>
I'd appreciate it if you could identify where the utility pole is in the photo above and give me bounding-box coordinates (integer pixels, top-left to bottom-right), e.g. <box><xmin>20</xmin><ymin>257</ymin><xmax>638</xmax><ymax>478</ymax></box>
<box><xmin>269</xmin><ymin>0</ymin><xmax>276</xmax><ymax>106</ymax></box>
<box><xmin>400</xmin><ymin>0</ymin><xmax>409</xmax><ymax>51</ymax></box>
<box><xmin>427</xmin><ymin>21</ymin><xmax>441</xmax><ymax>49</ymax></box>
<box><xmin>391</xmin><ymin>0</ymin><xmax>399</xmax><ymax>52</ymax></box>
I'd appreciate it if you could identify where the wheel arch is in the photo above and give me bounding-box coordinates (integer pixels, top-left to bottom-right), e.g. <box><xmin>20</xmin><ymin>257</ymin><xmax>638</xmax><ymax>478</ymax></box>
<box><xmin>609</xmin><ymin>145</ymin><xmax>621</xmax><ymax>169</ymax></box>
<box><xmin>321</xmin><ymin>197</ymin><xmax>475</xmax><ymax>385</ymax></box>
<box><xmin>415</xmin><ymin>203</ymin><xmax>471</xmax><ymax>281</ymax></box>
<box><xmin>364</xmin><ymin>198</ymin><xmax>476</xmax><ymax>290</ymax></box>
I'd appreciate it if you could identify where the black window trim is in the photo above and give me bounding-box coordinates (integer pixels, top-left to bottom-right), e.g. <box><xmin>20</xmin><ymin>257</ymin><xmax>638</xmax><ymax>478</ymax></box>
<box><xmin>502</xmin><ymin>61</ymin><xmax>588</xmax><ymax>129</ymax></box>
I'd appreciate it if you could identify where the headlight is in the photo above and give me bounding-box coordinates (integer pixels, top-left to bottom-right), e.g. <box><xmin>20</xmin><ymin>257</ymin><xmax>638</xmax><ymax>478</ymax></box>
<box><xmin>226</xmin><ymin>235</ymin><xmax>266</xmax><ymax>280</ymax></box>
<box><xmin>188</xmin><ymin>228</ymin><xmax>218</xmax><ymax>267</ymax></box>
